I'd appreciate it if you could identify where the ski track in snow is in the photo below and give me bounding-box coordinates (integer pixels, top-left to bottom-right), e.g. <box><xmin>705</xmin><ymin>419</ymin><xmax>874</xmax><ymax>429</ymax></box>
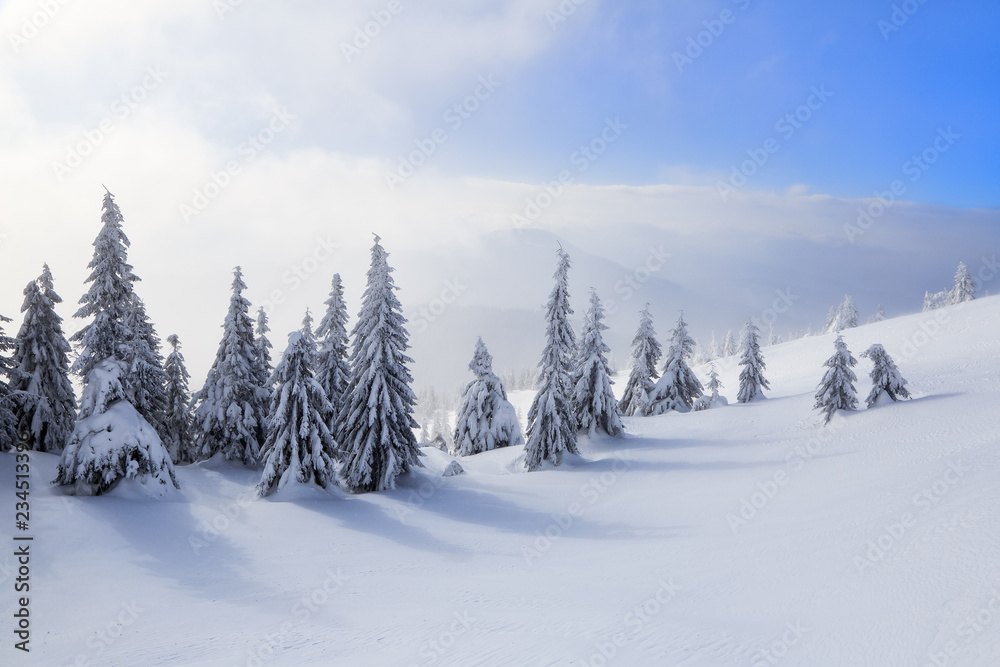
<box><xmin>2</xmin><ymin>297</ymin><xmax>1000</xmax><ymax>666</ymax></box>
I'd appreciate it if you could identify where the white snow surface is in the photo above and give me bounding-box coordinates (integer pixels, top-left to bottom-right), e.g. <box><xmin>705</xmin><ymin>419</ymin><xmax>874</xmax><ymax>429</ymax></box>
<box><xmin>3</xmin><ymin>297</ymin><xmax>1000</xmax><ymax>665</ymax></box>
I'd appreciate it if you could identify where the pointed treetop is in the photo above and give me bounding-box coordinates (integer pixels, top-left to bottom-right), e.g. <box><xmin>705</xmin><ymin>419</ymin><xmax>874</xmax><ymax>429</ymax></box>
<box><xmin>469</xmin><ymin>337</ymin><xmax>494</xmax><ymax>376</ymax></box>
<box><xmin>167</xmin><ymin>333</ymin><xmax>180</xmax><ymax>349</ymax></box>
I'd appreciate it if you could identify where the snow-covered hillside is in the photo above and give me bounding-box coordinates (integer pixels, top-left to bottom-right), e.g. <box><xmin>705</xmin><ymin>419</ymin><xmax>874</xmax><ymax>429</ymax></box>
<box><xmin>3</xmin><ymin>296</ymin><xmax>999</xmax><ymax>666</ymax></box>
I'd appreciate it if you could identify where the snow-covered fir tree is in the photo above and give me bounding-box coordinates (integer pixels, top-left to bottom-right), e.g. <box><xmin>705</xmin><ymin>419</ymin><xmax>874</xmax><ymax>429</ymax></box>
<box><xmin>162</xmin><ymin>334</ymin><xmax>195</xmax><ymax>464</ymax></box>
<box><xmin>814</xmin><ymin>335</ymin><xmax>858</xmax><ymax>423</ymax></box>
<box><xmin>453</xmin><ymin>338</ymin><xmax>524</xmax><ymax>455</ymax></box>
<box><xmin>707</xmin><ymin>332</ymin><xmax>720</xmax><ymax>360</ymax></box>
<box><xmin>648</xmin><ymin>312</ymin><xmax>703</xmax><ymax>414</ymax></box>
<box><xmin>737</xmin><ymin>320</ymin><xmax>770</xmax><ymax>403</ymax></box>
<box><xmin>301</xmin><ymin>308</ymin><xmax>315</xmax><ymax>343</ymax></box>
<box><xmin>254</xmin><ymin>307</ymin><xmax>273</xmax><ymax>386</ymax></box>
<box><xmin>0</xmin><ymin>313</ymin><xmax>17</xmax><ymax>450</ymax></box>
<box><xmin>257</xmin><ymin>331</ymin><xmax>339</xmax><ymax>497</ymax></box>
<box><xmin>524</xmin><ymin>247</ymin><xmax>579</xmax><ymax>471</ymax></box>
<box><xmin>70</xmin><ymin>189</ymin><xmax>136</xmax><ymax>382</ymax></box>
<box><xmin>922</xmin><ymin>290</ymin><xmax>947</xmax><ymax>312</ymax></box>
<box><xmin>122</xmin><ymin>293</ymin><xmax>168</xmax><ymax>434</ymax></box>
<box><xmin>768</xmin><ymin>325</ymin><xmax>780</xmax><ymax>346</ymax></box>
<box><xmin>618</xmin><ymin>304</ymin><xmax>661</xmax><ymax>417</ymax></box>
<box><xmin>191</xmin><ymin>267</ymin><xmax>270</xmax><ymax>465</ymax></box>
<box><xmin>722</xmin><ymin>329</ymin><xmax>737</xmax><ymax>356</ymax></box>
<box><xmin>870</xmin><ymin>304</ymin><xmax>886</xmax><ymax>323</ymax></box>
<box><xmin>949</xmin><ymin>262</ymin><xmax>976</xmax><ymax>304</ymax></box>
<box><xmin>693</xmin><ymin>363</ymin><xmax>728</xmax><ymax>411</ymax></box>
<box><xmin>54</xmin><ymin>358</ymin><xmax>178</xmax><ymax>495</ymax></box>
<box><xmin>826</xmin><ymin>295</ymin><xmax>859</xmax><ymax>333</ymax></box>
<box><xmin>315</xmin><ymin>274</ymin><xmax>351</xmax><ymax>426</ymax></box>
<box><xmin>10</xmin><ymin>266</ymin><xmax>77</xmax><ymax>453</ymax></box>
<box><xmin>338</xmin><ymin>236</ymin><xmax>422</xmax><ymax>492</ymax></box>
<box><xmin>572</xmin><ymin>290</ymin><xmax>623</xmax><ymax>437</ymax></box>
<box><xmin>860</xmin><ymin>343</ymin><xmax>910</xmax><ymax>408</ymax></box>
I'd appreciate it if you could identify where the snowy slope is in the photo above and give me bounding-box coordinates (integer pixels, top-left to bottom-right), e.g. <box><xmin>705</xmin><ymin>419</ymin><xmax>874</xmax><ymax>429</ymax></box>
<box><xmin>3</xmin><ymin>296</ymin><xmax>1000</xmax><ymax>666</ymax></box>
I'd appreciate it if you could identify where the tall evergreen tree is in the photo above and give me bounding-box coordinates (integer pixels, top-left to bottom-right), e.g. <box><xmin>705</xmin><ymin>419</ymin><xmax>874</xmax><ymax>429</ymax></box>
<box><xmin>315</xmin><ymin>274</ymin><xmax>351</xmax><ymax>426</ymax></box>
<box><xmin>572</xmin><ymin>290</ymin><xmax>623</xmax><ymax>437</ymax></box>
<box><xmin>257</xmin><ymin>332</ymin><xmax>339</xmax><ymax>496</ymax></box>
<box><xmin>814</xmin><ymin>335</ymin><xmax>858</xmax><ymax>423</ymax></box>
<box><xmin>338</xmin><ymin>236</ymin><xmax>422</xmax><ymax>492</ymax></box>
<box><xmin>11</xmin><ymin>266</ymin><xmax>77</xmax><ymax>453</ymax></box>
<box><xmin>707</xmin><ymin>332</ymin><xmax>720</xmax><ymax>360</ymax></box>
<box><xmin>163</xmin><ymin>334</ymin><xmax>195</xmax><ymax>464</ymax></box>
<box><xmin>255</xmin><ymin>307</ymin><xmax>273</xmax><ymax>386</ymax></box>
<box><xmin>648</xmin><ymin>312</ymin><xmax>703</xmax><ymax>414</ymax></box>
<box><xmin>71</xmin><ymin>190</ymin><xmax>136</xmax><ymax>379</ymax></box>
<box><xmin>860</xmin><ymin>344</ymin><xmax>910</xmax><ymax>408</ymax></box>
<box><xmin>122</xmin><ymin>293</ymin><xmax>168</xmax><ymax>433</ymax></box>
<box><xmin>722</xmin><ymin>329</ymin><xmax>737</xmax><ymax>356</ymax></box>
<box><xmin>737</xmin><ymin>320</ymin><xmax>770</xmax><ymax>403</ymax></box>
<box><xmin>191</xmin><ymin>267</ymin><xmax>270</xmax><ymax>465</ymax></box>
<box><xmin>0</xmin><ymin>314</ymin><xmax>18</xmax><ymax>451</ymax></box>
<box><xmin>949</xmin><ymin>262</ymin><xmax>976</xmax><ymax>304</ymax></box>
<box><xmin>618</xmin><ymin>304</ymin><xmax>661</xmax><ymax>417</ymax></box>
<box><xmin>524</xmin><ymin>248</ymin><xmax>578</xmax><ymax>471</ymax></box>
<box><xmin>453</xmin><ymin>338</ymin><xmax>524</xmax><ymax>455</ymax></box>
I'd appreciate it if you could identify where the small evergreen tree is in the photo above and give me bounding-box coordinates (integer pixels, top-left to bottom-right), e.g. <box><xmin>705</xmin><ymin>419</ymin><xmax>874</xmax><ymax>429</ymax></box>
<box><xmin>453</xmin><ymin>338</ymin><xmax>524</xmax><ymax>455</ymax></box>
<box><xmin>870</xmin><ymin>304</ymin><xmax>886</xmax><ymax>323</ymax></box>
<box><xmin>737</xmin><ymin>320</ymin><xmax>769</xmax><ymax>403</ymax></box>
<box><xmin>338</xmin><ymin>236</ymin><xmax>422</xmax><ymax>492</ymax></box>
<box><xmin>524</xmin><ymin>247</ymin><xmax>578</xmax><ymax>471</ymax></box>
<box><xmin>255</xmin><ymin>307</ymin><xmax>273</xmax><ymax>385</ymax></box>
<box><xmin>949</xmin><ymin>262</ymin><xmax>976</xmax><ymax>304</ymax></box>
<box><xmin>694</xmin><ymin>364</ymin><xmax>727</xmax><ymax>411</ymax></box>
<box><xmin>767</xmin><ymin>325</ymin><xmax>780</xmax><ymax>346</ymax></box>
<box><xmin>923</xmin><ymin>290</ymin><xmax>947</xmax><ymax>312</ymax></box>
<box><xmin>257</xmin><ymin>332</ymin><xmax>339</xmax><ymax>496</ymax></box>
<box><xmin>827</xmin><ymin>295</ymin><xmax>859</xmax><ymax>333</ymax></box>
<box><xmin>722</xmin><ymin>329</ymin><xmax>737</xmax><ymax>356</ymax></box>
<box><xmin>618</xmin><ymin>305</ymin><xmax>661</xmax><ymax>417</ymax></box>
<box><xmin>707</xmin><ymin>332</ymin><xmax>720</xmax><ymax>360</ymax></box>
<box><xmin>315</xmin><ymin>274</ymin><xmax>351</xmax><ymax>426</ymax></box>
<box><xmin>54</xmin><ymin>358</ymin><xmax>178</xmax><ymax>495</ymax></box>
<box><xmin>572</xmin><ymin>290</ymin><xmax>623</xmax><ymax>436</ymax></box>
<box><xmin>814</xmin><ymin>335</ymin><xmax>858</xmax><ymax>423</ymax></box>
<box><xmin>11</xmin><ymin>266</ymin><xmax>77</xmax><ymax>453</ymax></box>
<box><xmin>163</xmin><ymin>334</ymin><xmax>195</xmax><ymax>464</ymax></box>
<box><xmin>0</xmin><ymin>314</ymin><xmax>18</xmax><ymax>450</ymax></box>
<box><xmin>860</xmin><ymin>344</ymin><xmax>910</xmax><ymax>408</ymax></box>
<box><xmin>191</xmin><ymin>267</ymin><xmax>270</xmax><ymax>465</ymax></box>
<box><xmin>648</xmin><ymin>312</ymin><xmax>702</xmax><ymax>414</ymax></box>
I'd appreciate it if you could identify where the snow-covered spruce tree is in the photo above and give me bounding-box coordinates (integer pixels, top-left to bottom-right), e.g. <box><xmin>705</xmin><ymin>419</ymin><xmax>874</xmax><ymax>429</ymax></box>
<box><xmin>768</xmin><ymin>325</ymin><xmax>780</xmax><ymax>346</ymax></box>
<box><xmin>257</xmin><ymin>332</ymin><xmax>339</xmax><ymax>497</ymax></box>
<box><xmin>122</xmin><ymin>293</ymin><xmax>168</xmax><ymax>434</ymax></box>
<box><xmin>0</xmin><ymin>313</ymin><xmax>18</xmax><ymax>450</ymax></box>
<box><xmin>191</xmin><ymin>267</ymin><xmax>270</xmax><ymax>465</ymax></box>
<box><xmin>524</xmin><ymin>247</ymin><xmax>579</xmax><ymax>471</ymax></box>
<box><xmin>871</xmin><ymin>304</ymin><xmax>886</xmax><ymax>323</ymax></box>
<box><xmin>11</xmin><ymin>266</ymin><xmax>77</xmax><ymax>453</ymax></box>
<box><xmin>254</xmin><ymin>307</ymin><xmax>273</xmax><ymax>386</ymax></box>
<box><xmin>860</xmin><ymin>343</ymin><xmax>910</xmax><ymax>408</ymax></box>
<box><xmin>923</xmin><ymin>290</ymin><xmax>947</xmax><ymax>312</ymax></box>
<box><xmin>54</xmin><ymin>358</ymin><xmax>178</xmax><ymax>495</ymax></box>
<box><xmin>648</xmin><ymin>312</ymin><xmax>703</xmax><ymax>415</ymax></box>
<box><xmin>572</xmin><ymin>290</ymin><xmax>623</xmax><ymax>437</ymax></box>
<box><xmin>70</xmin><ymin>189</ymin><xmax>136</xmax><ymax>382</ymax></box>
<box><xmin>826</xmin><ymin>295</ymin><xmax>859</xmax><ymax>333</ymax></box>
<box><xmin>163</xmin><ymin>335</ymin><xmax>195</xmax><ymax>464</ymax></box>
<box><xmin>949</xmin><ymin>262</ymin><xmax>976</xmax><ymax>305</ymax></box>
<box><xmin>814</xmin><ymin>335</ymin><xmax>858</xmax><ymax>423</ymax></box>
<box><xmin>722</xmin><ymin>329</ymin><xmax>737</xmax><ymax>356</ymax></box>
<box><xmin>618</xmin><ymin>304</ymin><xmax>661</xmax><ymax>417</ymax></box>
<box><xmin>453</xmin><ymin>338</ymin><xmax>525</xmax><ymax>455</ymax></box>
<box><xmin>707</xmin><ymin>332</ymin><xmax>720</xmax><ymax>360</ymax></box>
<box><xmin>694</xmin><ymin>363</ymin><xmax>727</xmax><ymax>411</ymax></box>
<box><xmin>338</xmin><ymin>236</ymin><xmax>422</xmax><ymax>492</ymax></box>
<box><xmin>737</xmin><ymin>320</ymin><xmax>770</xmax><ymax>403</ymax></box>
<box><xmin>315</xmin><ymin>273</ymin><xmax>351</xmax><ymax>426</ymax></box>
